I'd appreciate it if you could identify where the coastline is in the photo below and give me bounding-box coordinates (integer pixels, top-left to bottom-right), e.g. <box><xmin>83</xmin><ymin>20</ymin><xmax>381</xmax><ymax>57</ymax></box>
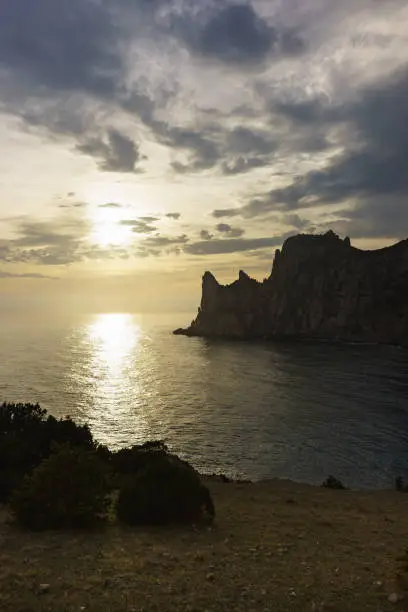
<box><xmin>174</xmin><ymin>327</ymin><xmax>408</xmax><ymax>349</ymax></box>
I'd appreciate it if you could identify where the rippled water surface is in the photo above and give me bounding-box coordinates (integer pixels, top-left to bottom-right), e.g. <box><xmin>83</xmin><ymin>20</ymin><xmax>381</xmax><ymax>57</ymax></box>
<box><xmin>1</xmin><ymin>311</ymin><xmax>408</xmax><ymax>489</ymax></box>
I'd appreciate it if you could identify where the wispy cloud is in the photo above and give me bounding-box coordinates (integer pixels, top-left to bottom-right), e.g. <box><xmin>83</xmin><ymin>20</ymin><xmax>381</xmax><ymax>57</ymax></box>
<box><xmin>215</xmin><ymin>223</ymin><xmax>245</xmax><ymax>238</ymax></box>
<box><xmin>98</xmin><ymin>202</ymin><xmax>123</xmax><ymax>209</ymax></box>
<box><xmin>185</xmin><ymin>234</ymin><xmax>292</xmax><ymax>255</ymax></box>
<box><xmin>0</xmin><ymin>270</ymin><xmax>58</xmax><ymax>280</ymax></box>
<box><xmin>119</xmin><ymin>219</ymin><xmax>158</xmax><ymax>234</ymax></box>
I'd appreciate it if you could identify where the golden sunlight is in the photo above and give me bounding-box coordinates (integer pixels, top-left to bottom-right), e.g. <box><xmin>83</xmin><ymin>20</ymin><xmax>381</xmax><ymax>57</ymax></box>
<box><xmin>84</xmin><ymin>181</ymin><xmax>130</xmax><ymax>207</ymax></box>
<box><xmin>88</xmin><ymin>313</ymin><xmax>140</xmax><ymax>373</ymax></box>
<box><xmin>83</xmin><ymin>313</ymin><xmax>148</xmax><ymax>447</ymax></box>
<box><xmin>89</xmin><ymin>205</ymin><xmax>132</xmax><ymax>247</ymax></box>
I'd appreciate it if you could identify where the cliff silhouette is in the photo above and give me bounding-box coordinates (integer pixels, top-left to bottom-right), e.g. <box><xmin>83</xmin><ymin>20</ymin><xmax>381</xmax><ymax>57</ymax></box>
<box><xmin>175</xmin><ymin>231</ymin><xmax>408</xmax><ymax>345</ymax></box>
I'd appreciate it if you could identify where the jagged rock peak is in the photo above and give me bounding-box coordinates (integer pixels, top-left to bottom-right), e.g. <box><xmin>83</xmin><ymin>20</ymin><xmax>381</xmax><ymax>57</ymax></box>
<box><xmin>174</xmin><ymin>230</ymin><xmax>408</xmax><ymax>345</ymax></box>
<box><xmin>238</xmin><ymin>269</ymin><xmax>251</xmax><ymax>281</ymax></box>
<box><xmin>202</xmin><ymin>271</ymin><xmax>219</xmax><ymax>285</ymax></box>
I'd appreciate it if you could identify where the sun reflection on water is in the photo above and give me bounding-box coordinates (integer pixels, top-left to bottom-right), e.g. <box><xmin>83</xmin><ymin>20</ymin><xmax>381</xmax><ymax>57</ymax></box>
<box><xmin>88</xmin><ymin>313</ymin><xmax>140</xmax><ymax>375</ymax></box>
<box><xmin>83</xmin><ymin>313</ymin><xmax>149</xmax><ymax>447</ymax></box>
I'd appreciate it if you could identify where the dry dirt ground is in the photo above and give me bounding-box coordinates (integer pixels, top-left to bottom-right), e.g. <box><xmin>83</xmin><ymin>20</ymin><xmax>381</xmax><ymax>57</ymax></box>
<box><xmin>1</xmin><ymin>479</ymin><xmax>408</xmax><ymax>612</ymax></box>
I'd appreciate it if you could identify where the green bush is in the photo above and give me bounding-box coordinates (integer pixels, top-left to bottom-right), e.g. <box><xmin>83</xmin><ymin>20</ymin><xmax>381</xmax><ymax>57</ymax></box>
<box><xmin>112</xmin><ymin>441</ymin><xmax>167</xmax><ymax>474</ymax></box>
<box><xmin>395</xmin><ymin>476</ymin><xmax>408</xmax><ymax>492</ymax></box>
<box><xmin>116</xmin><ymin>452</ymin><xmax>215</xmax><ymax>526</ymax></box>
<box><xmin>0</xmin><ymin>402</ymin><xmax>46</xmax><ymax>434</ymax></box>
<box><xmin>10</xmin><ymin>445</ymin><xmax>111</xmax><ymax>530</ymax></box>
<box><xmin>321</xmin><ymin>475</ymin><xmax>347</xmax><ymax>490</ymax></box>
<box><xmin>0</xmin><ymin>403</ymin><xmax>96</xmax><ymax>502</ymax></box>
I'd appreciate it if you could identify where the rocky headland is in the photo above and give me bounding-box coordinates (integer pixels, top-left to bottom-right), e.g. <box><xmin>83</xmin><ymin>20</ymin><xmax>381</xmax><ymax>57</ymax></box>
<box><xmin>175</xmin><ymin>231</ymin><xmax>408</xmax><ymax>346</ymax></box>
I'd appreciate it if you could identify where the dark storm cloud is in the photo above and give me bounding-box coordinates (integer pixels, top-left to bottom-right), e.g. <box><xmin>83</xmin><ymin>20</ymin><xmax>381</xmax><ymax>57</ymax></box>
<box><xmin>219</xmin><ymin>67</ymin><xmax>408</xmax><ymax>230</ymax></box>
<box><xmin>76</xmin><ymin>130</ymin><xmax>144</xmax><ymax>173</ymax></box>
<box><xmin>166</xmin><ymin>212</ymin><xmax>181</xmax><ymax>220</ymax></box>
<box><xmin>115</xmin><ymin>94</ymin><xmax>224</xmax><ymax>173</ymax></box>
<box><xmin>0</xmin><ymin>0</ymin><xmax>122</xmax><ymax>97</ymax></box>
<box><xmin>221</xmin><ymin>156</ymin><xmax>271</xmax><ymax>175</ymax></box>
<box><xmin>227</xmin><ymin>126</ymin><xmax>277</xmax><ymax>155</ymax></box>
<box><xmin>215</xmin><ymin>223</ymin><xmax>245</xmax><ymax>238</ymax></box>
<box><xmin>166</xmin><ymin>121</ymin><xmax>281</xmax><ymax>175</ymax></box>
<box><xmin>218</xmin><ymin>126</ymin><xmax>277</xmax><ymax>174</ymax></box>
<box><xmin>167</xmin><ymin>128</ymin><xmax>221</xmax><ymax>173</ymax></box>
<box><xmin>0</xmin><ymin>0</ymin><xmax>300</xmax><ymax>177</ymax></box>
<box><xmin>323</xmin><ymin>197</ymin><xmax>408</xmax><ymax>240</ymax></box>
<box><xmin>13</xmin><ymin>95</ymin><xmax>146</xmax><ymax>173</ymax></box>
<box><xmin>0</xmin><ymin>1</ymin><xmax>150</xmax><ymax>173</ymax></box>
<box><xmin>283</xmin><ymin>214</ymin><xmax>314</xmax><ymax>232</ymax></box>
<box><xmin>177</xmin><ymin>3</ymin><xmax>305</xmax><ymax>65</ymax></box>
<box><xmin>184</xmin><ymin>234</ymin><xmax>291</xmax><ymax>255</ymax></box>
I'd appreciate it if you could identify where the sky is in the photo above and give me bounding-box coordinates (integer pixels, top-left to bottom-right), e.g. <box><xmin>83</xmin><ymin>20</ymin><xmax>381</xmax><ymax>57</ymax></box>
<box><xmin>0</xmin><ymin>0</ymin><xmax>408</xmax><ymax>314</ymax></box>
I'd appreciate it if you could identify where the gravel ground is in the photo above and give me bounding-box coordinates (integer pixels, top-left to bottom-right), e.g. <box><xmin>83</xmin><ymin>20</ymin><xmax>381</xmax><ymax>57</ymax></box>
<box><xmin>1</xmin><ymin>478</ymin><xmax>407</xmax><ymax>612</ymax></box>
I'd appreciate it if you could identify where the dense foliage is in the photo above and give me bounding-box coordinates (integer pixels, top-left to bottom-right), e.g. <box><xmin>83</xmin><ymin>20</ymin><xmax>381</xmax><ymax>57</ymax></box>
<box><xmin>116</xmin><ymin>451</ymin><xmax>215</xmax><ymax>525</ymax></box>
<box><xmin>395</xmin><ymin>476</ymin><xmax>408</xmax><ymax>492</ymax></box>
<box><xmin>0</xmin><ymin>402</ymin><xmax>215</xmax><ymax>530</ymax></box>
<box><xmin>0</xmin><ymin>402</ymin><xmax>94</xmax><ymax>502</ymax></box>
<box><xmin>10</xmin><ymin>445</ymin><xmax>110</xmax><ymax>530</ymax></box>
<box><xmin>321</xmin><ymin>475</ymin><xmax>347</xmax><ymax>490</ymax></box>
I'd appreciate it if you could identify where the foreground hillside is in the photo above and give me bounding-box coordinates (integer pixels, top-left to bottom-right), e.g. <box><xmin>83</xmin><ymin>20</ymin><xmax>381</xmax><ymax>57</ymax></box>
<box><xmin>1</xmin><ymin>478</ymin><xmax>407</xmax><ymax>612</ymax></box>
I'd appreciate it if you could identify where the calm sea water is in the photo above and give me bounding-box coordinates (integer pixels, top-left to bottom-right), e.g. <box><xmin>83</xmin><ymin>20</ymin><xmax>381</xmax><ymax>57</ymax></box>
<box><xmin>1</xmin><ymin>311</ymin><xmax>408</xmax><ymax>489</ymax></box>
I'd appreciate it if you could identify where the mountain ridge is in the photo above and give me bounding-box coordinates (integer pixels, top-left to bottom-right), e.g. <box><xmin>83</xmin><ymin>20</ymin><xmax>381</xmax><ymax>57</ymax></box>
<box><xmin>174</xmin><ymin>231</ymin><xmax>408</xmax><ymax>346</ymax></box>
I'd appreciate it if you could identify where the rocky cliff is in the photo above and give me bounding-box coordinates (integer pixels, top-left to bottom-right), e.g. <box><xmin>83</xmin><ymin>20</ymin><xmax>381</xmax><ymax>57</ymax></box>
<box><xmin>175</xmin><ymin>231</ymin><xmax>408</xmax><ymax>345</ymax></box>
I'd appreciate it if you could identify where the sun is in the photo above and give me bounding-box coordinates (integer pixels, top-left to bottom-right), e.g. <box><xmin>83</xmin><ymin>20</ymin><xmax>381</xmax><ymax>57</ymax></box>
<box><xmin>89</xmin><ymin>206</ymin><xmax>133</xmax><ymax>247</ymax></box>
<box><xmin>79</xmin><ymin>181</ymin><xmax>133</xmax><ymax>246</ymax></box>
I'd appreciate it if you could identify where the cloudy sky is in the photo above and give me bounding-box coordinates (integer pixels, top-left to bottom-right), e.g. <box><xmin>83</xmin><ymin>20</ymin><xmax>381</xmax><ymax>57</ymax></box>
<box><xmin>1</xmin><ymin>0</ymin><xmax>407</xmax><ymax>313</ymax></box>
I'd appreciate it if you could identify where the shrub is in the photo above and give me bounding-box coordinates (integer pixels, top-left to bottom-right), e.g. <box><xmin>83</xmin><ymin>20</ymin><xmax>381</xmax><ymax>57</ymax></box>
<box><xmin>0</xmin><ymin>403</ymin><xmax>96</xmax><ymax>502</ymax></box>
<box><xmin>0</xmin><ymin>402</ymin><xmax>47</xmax><ymax>434</ymax></box>
<box><xmin>112</xmin><ymin>441</ymin><xmax>168</xmax><ymax>474</ymax></box>
<box><xmin>321</xmin><ymin>475</ymin><xmax>347</xmax><ymax>490</ymax></box>
<box><xmin>10</xmin><ymin>445</ymin><xmax>111</xmax><ymax>530</ymax></box>
<box><xmin>116</xmin><ymin>452</ymin><xmax>215</xmax><ymax>526</ymax></box>
<box><xmin>395</xmin><ymin>476</ymin><xmax>408</xmax><ymax>492</ymax></box>
<box><xmin>0</xmin><ymin>434</ymin><xmax>29</xmax><ymax>502</ymax></box>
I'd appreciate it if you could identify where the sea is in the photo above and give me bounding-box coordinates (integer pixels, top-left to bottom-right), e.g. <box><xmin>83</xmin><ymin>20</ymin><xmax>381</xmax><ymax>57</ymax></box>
<box><xmin>1</xmin><ymin>311</ymin><xmax>408</xmax><ymax>490</ymax></box>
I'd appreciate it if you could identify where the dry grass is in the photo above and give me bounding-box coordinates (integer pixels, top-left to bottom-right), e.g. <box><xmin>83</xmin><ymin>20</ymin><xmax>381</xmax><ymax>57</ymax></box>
<box><xmin>1</xmin><ymin>478</ymin><xmax>408</xmax><ymax>612</ymax></box>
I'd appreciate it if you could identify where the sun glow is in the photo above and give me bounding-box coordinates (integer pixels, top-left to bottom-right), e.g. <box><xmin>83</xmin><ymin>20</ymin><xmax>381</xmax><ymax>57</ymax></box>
<box><xmin>84</xmin><ymin>181</ymin><xmax>130</xmax><ymax>207</ymax></box>
<box><xmin>89</xmin><ymin>205</ymin><xmax>133</xmax><ymax>247</ymax></box>
<box><xmin>88</xmin><ymin>313</ymin><xmax>140</xmax><ymax>373</ymax></box>
<box><xmin>82</xmin><ymin>313</ymin><xmax>147</xmax><ymax>447</ymax></box>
